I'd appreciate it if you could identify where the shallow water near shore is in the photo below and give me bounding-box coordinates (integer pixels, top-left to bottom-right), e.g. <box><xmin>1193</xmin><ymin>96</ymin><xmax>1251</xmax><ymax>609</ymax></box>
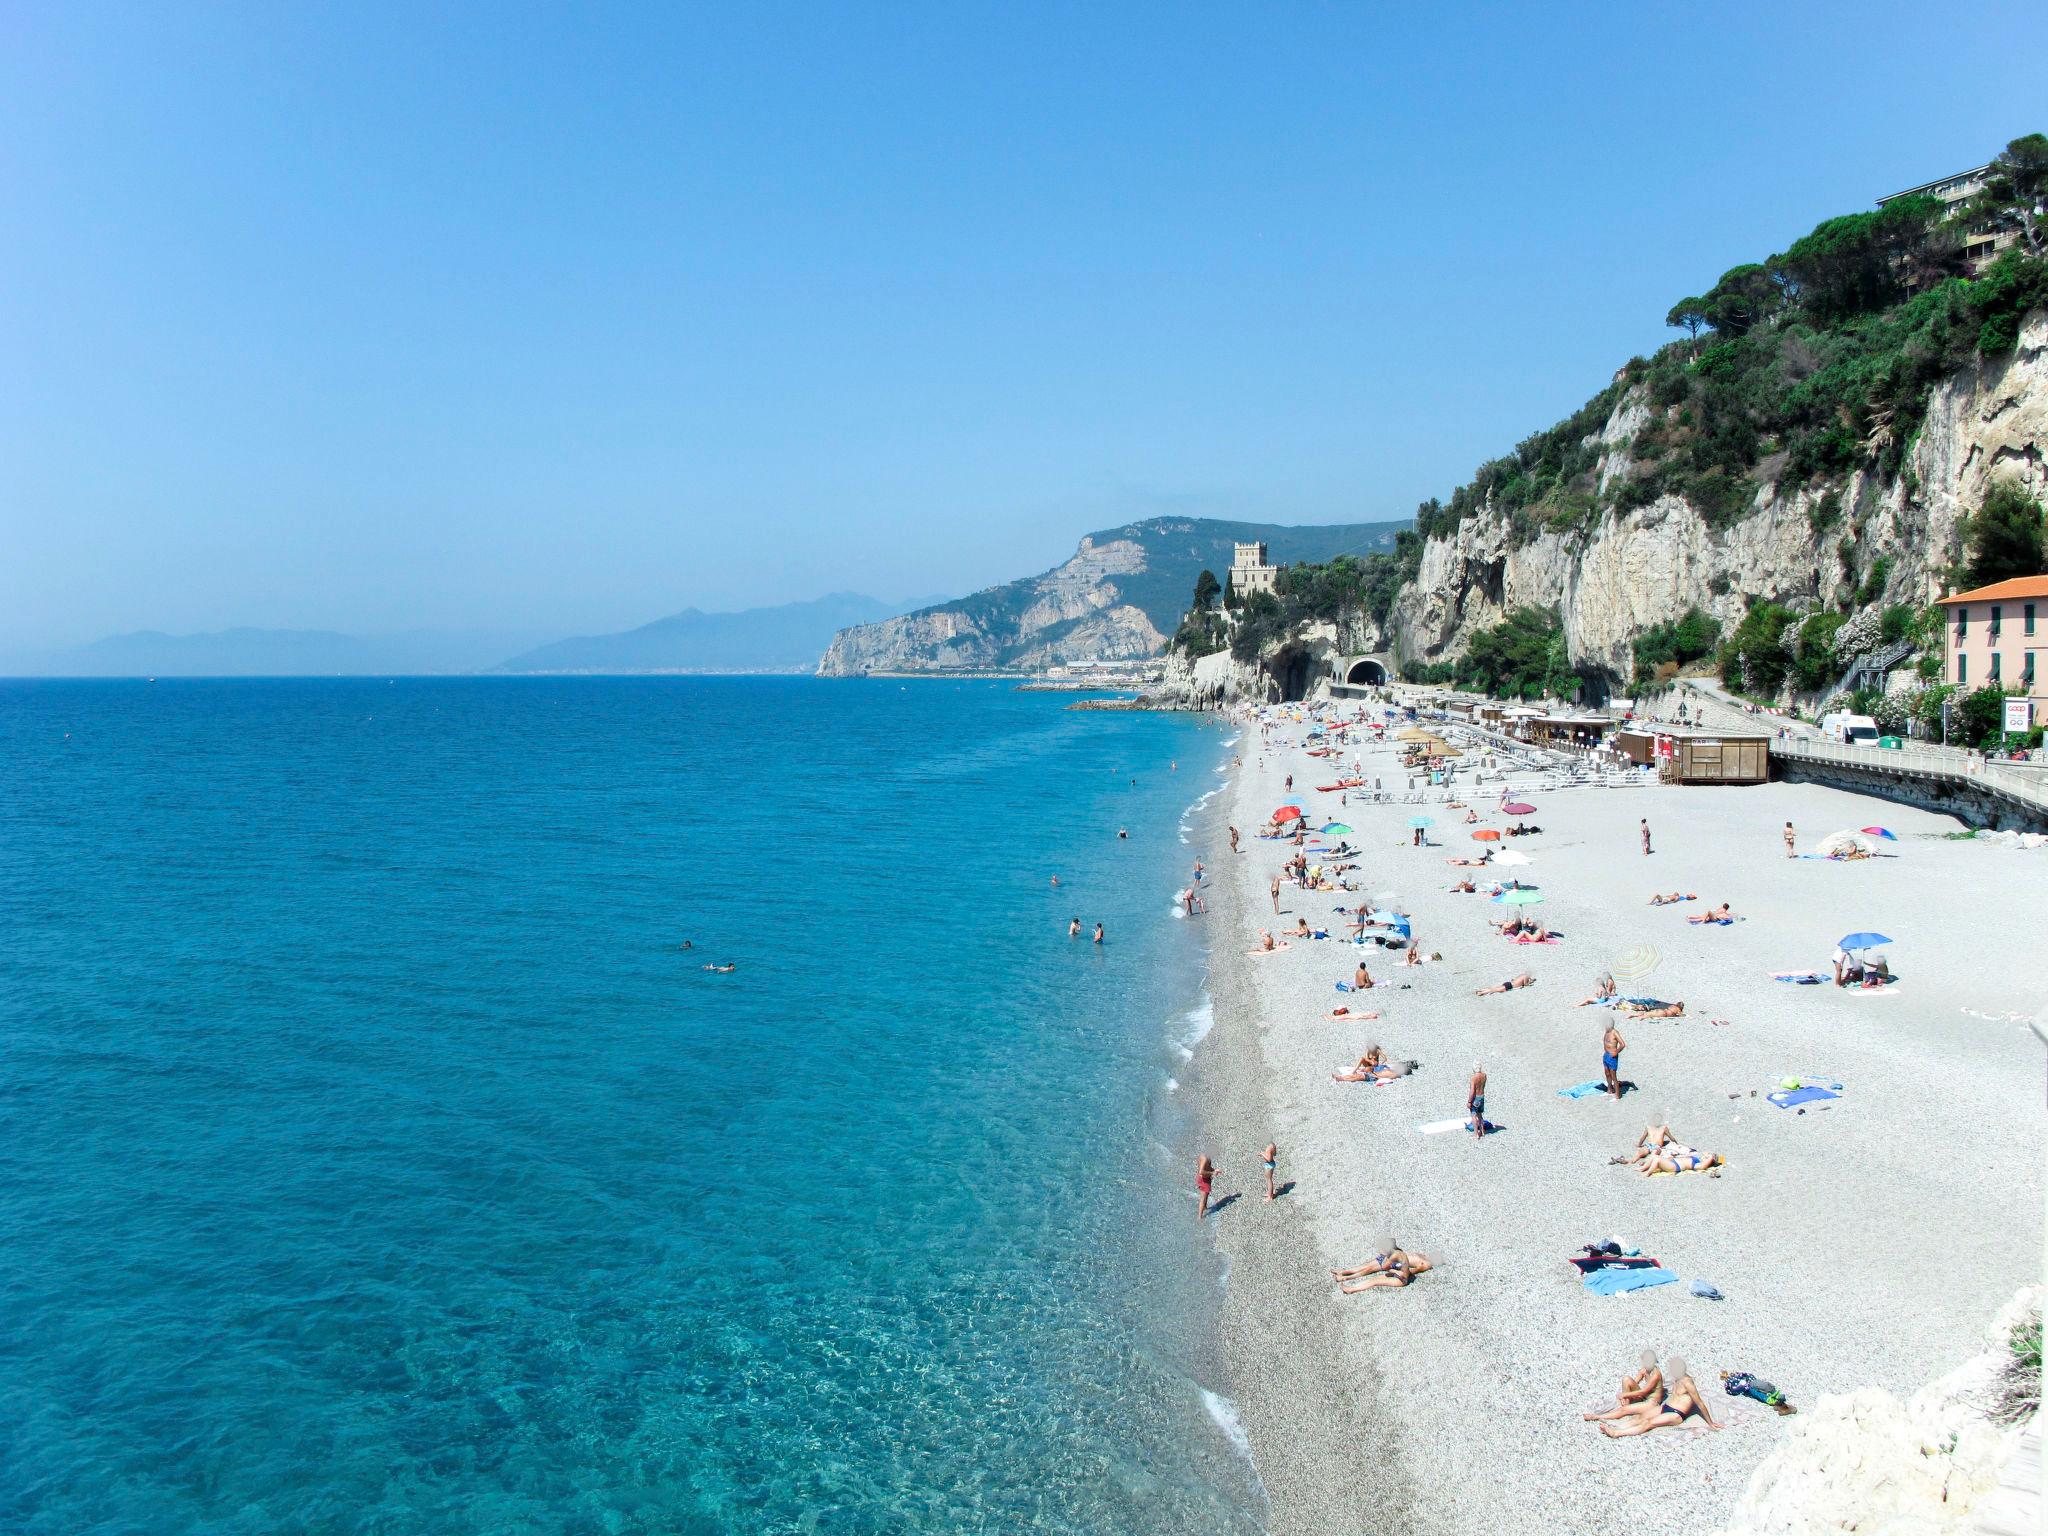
<box><xmin>0</xmin><ymin>678</ymin><xmax>1258</xmax><ymax>1534</ymax></box>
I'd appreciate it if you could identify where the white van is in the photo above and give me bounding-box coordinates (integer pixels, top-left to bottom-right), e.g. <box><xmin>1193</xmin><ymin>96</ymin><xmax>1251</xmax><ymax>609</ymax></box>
<box><xmin>1820</xmin><ymin>712</ymin><xmax>1880</xmax><ymax>745</ymax></box>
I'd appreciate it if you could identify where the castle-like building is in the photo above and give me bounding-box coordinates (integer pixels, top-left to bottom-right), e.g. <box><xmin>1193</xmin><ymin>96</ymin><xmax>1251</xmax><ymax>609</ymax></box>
<box><xmin>1228</xmin><ymin>541</ymin><xmax>1279</xmax><ymax>599</ymax></box>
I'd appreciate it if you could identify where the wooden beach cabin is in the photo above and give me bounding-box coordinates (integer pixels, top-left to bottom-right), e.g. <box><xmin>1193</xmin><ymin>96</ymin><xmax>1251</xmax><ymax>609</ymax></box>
<box><xmin>1613</xmin><ymin>725</ymin><xmax>1770</xmax><ymax>784</ymax></box>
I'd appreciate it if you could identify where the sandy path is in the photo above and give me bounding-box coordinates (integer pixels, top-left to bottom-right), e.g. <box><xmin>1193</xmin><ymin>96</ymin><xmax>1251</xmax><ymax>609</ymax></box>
<box><xmin>1189</xmin><ymin>707</ymin><xmax>2043</xmax><ymax>1536</ymax></box>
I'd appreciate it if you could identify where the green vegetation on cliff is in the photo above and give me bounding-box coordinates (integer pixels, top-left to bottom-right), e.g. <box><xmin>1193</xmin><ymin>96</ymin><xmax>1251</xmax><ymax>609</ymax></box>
<box><xmin>1399</xmin><ymin>608</ymin><xmax>1575</xmax><ymax>700</ymax></box>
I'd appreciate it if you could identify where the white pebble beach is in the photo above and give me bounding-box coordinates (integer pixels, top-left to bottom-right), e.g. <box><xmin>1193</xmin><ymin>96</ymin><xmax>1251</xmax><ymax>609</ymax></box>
<box><xmin>1187</xmin><ymin>706</ymin><xmax>2043</xmax><ymax>1536</ymax></box>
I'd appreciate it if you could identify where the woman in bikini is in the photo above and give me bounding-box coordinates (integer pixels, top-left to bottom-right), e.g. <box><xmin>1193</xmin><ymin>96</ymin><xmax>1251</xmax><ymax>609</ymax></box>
<box><xmin>1641</xmin><ymin>1146</ymin><xmax>1723</xmax><ymax>1176</ymax></box>
<box><xmin>1584</xmin><ymin>1351</ymin><xmax>1664</xmax><ymax>1422</ymax></box>
<box><xmin>1339</xmin><ymin>1244</ymin><xmax>1433</xmax><ymax>1292</ymax></box>
<box><xmin>1599</xmin><ymin>1355</ymin><xmax>1720</xmax><ymax>1436</ymax></box>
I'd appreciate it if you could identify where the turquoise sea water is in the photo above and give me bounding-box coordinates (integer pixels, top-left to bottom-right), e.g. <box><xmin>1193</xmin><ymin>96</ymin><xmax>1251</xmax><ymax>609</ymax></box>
<box><xmin>0</xmin><ymin>679</ymin><xmax>1257</xmax><ymax>1535</ymax></box>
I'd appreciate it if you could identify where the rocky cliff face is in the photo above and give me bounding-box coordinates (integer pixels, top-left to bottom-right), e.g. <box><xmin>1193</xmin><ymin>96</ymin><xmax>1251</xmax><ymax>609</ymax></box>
<box><xmin>817</xmin><ymin>535</ymin><xmax>1166</xmax><ymax>674</ymax></box>
<box><xmin>1390</xmin><ymin>309</ymin><xmax>2048</xmax><ymax>689</ymax></box>
<box><xmin>818</xmin><ymin>515</ymin><xmax>1407</xmax><ymax>675</ymax></box>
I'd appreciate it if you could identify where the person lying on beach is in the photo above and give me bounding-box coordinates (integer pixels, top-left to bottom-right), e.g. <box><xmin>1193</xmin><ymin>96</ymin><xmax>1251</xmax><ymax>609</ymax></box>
<box><xmin>1647</xmin><ymin>892</ymin><xmax>1697</xmax><ymax>906</ymax></box>
<box><xmin>1576</xmin><ymin>973</ymin><xmax>1618</xmax><ymax>1006</ymax></box>
<box><xmin>1445</xmin><ymin>855</ymin><xmax>1492</xmax><ymax>868</ymax></box>
<box><xmin>1686</xmin><ymin>903</ymin><xmax>1735</xmax><ymax>924</ymax></box>
<box><xmin>1249</xmin><ymin>930</ymin><xmax>1290</xmax><ymax>955</ymax></box>
<box><xmin>1598</xmin><ymin>1358</ymin><xmax>1720</xmax><ymax>1437</ymax></box>
<box><xmin>1641</xmin><ymin>1146</ymin><xmax>1723</xmax><ymax>1176</ymax></box>
<box><xmin>1324</xmin><ymin>1005</ymin><xmax>1382</xmax><ymax>1021</ymax></box>
<box><xmin>1616</xmin><ymin>999</ymin><xmax>1684</xmax><ymax>1018</ymax></box>
<box><xmin>1474</xmin><ymin>974</ymin><xmax>1534</xmax><ymax>996</ymax></box>
<box><xmin>1332</xmin><ymin>1044</ymin><xmax>1386</xmax><ymax>1081</ymax></box>
<box><xmin>1612</xmin><ymin>1117</ymin><xmax>1677</xmax><ymax>1166</ymax></box>
<box><xmin>1584</xmin><ymin>1352</ymin><xmax>1664</xmax><ymax>1422</ymax></box>
<box><xmin>1449</xmin><ymin>876</ymin><xmax>1476</xmax><ymax>893</ymax></box>
<box><xmin>1336</xmin><ymin>1242</ymin><xmax>1434</xmax><ymax>1292</ymax></box>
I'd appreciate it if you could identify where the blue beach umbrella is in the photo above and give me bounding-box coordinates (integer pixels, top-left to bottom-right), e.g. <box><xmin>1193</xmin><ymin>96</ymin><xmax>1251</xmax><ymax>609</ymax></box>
<box><xmin>1321</xmin><ymin>822</ymin><xmax>1353</xmax><ymax>834</ymax></box>
<box><xmin>1837</xmin><ymin>931</ymin><xmax>1892</xmax><ymax>951</ymax></box>
<box><xmin>1860</xmin><ymin>826</ymin><xmax>1897</xmax><ymax>841</ymax></box>
<box><xmin>1407</xmin><ymin>816</ymin><xmax>1433</xmax><ymax>829</ymax></box>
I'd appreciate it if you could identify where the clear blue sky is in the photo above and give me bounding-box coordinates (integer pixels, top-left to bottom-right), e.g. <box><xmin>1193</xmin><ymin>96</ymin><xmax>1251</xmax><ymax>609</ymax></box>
<box><xmin>3</xmin><ymin>2</ymin><xmax>2043</xmax><ymax>645</ymax></box>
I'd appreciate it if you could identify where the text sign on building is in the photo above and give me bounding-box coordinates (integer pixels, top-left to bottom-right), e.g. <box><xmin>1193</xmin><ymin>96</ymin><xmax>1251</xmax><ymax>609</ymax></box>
<box><xmin>2004</xmin><ymin>699</ymin><xmax>2032</xmax><ymax>734</ymax></box>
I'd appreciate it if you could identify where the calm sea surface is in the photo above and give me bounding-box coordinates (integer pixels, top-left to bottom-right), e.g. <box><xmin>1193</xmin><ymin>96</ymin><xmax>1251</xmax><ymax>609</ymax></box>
<box><xmin>0</xmin><ymin>678</ymin><xmax>1258</xmax><ymax>1535</ymax></box>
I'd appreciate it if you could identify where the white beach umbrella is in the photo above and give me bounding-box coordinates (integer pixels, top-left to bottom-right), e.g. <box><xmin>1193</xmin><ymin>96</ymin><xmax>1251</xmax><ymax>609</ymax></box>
<box><xmin>1492</xmin><ymin>849</ymin><xmax>1533</xmax><ymax>867</ymax></box>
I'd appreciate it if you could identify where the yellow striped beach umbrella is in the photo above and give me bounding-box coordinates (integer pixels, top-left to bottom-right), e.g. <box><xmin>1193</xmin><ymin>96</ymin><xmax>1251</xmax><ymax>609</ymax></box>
<box><xmin>1611</xmin><ymin>944</ymin><xmax>1661</xmax><ymax>982</ymax></box>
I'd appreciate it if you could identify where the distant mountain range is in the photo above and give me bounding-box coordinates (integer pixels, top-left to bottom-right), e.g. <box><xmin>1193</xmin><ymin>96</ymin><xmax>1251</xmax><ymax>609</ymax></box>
<box><xmin>494</xmin><ymin>592</ymin><xmax>943</xmax><ymax>674</ymax></box>
<box><xmin>817</xmin><ymin>516</ymin><xmax>1410</xmax><ymax>674</ymax></box>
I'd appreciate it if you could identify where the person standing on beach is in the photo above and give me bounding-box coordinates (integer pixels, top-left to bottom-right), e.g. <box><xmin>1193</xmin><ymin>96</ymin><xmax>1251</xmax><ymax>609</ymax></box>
<box><xmin>1262</xmin><ymin>1143</ymin><xmax>1278</xmax><ymax>1201</ymax></box>
<box><xmin>1270</xmin><ymin>875</ymin><xmax>1281</xmax><ymax>914</ymax></box>
<box><xmin>1640</xmin><ymin>818</ymin><xmax>1653</xmax><ymax>856</ymax></box>
<box><xmin>1602</xmin><ymin>1022</ymin><xmax>1627</xmax><ymax>1099</ymax></box>
<box><xmin>1196</xmin><ymin>1154</ymin><xmax>1218</xmax><ymax>1220</ymax></box>
<box><xmin>1783</xmin><ymin>820</ymin><xmax>1796</xmax><ymax>857</ymax></box>
<box><xmin>1229</xmin><ymin>826</ymin><xmax>1240</xmax><ymax>854</ymax></box>
<box><xmin>1468</xmin><ymin>1064</ymin><xmax>1489</xmax><ymax>1138</ymax></box>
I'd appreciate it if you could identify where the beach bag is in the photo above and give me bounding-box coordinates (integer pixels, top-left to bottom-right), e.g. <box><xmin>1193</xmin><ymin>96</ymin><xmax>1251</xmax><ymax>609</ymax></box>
<box><xmin>1722</xmin><ymin>1372</ymin><xmax>1783</xmax><ymax>1406</ymax></box>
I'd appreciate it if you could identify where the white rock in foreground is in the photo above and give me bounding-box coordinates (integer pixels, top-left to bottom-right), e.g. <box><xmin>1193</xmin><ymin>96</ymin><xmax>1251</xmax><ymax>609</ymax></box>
<box><xmin>1716</xmin><ymin>1288</ymin><xmax>2039</xmax><ymax>1535</ymax></box>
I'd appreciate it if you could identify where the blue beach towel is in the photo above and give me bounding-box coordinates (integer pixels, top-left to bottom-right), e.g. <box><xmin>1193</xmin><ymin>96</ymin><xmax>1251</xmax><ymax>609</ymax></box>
<box><xmin>1557</xmin><ymin>1081</ymin><xmax>1607</xmax><ymax>1099</ymax></box>
<box><xmin>1584</xmin><ymin>1265</ymin><xmax>1679</xmax><ymax>1296</ymax></box>
<box><xmin>1767</xmin><ymin>1086</ymin><xmax>1840</xmax><ymax>1109</ymax></box>
<box><xmin>1773</xmin><ymin>972</ymin><xmax>1828</xmax><ymax>985</ymax></box>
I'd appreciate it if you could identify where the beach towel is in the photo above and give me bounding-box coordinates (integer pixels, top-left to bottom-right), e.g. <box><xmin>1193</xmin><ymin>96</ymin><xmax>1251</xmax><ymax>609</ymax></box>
<box><xmin>1767</xmin><ymin>1086</ymin><xmax>1839</xmax><ymax>1109</ymax></box>
<box><xmin>1513</xmin><ymin>935</ymin><xmax>1560</xmax><ymax>945</ymax></box>
<box><xmin>1416</xmin><ymin>1118</ymin><xmax>1469</xmax><ymax>1135</ymax></box>
<box><xmin>1557</xmin><ymin>1081</ymin><xmax>1607</xmax><ymax>1099</ymax></box>
<box><xmin>1772</xmin><ymin>972</ymin><xmax>1828</xmax><ymax>984</ymax></box>
<box><xmin>1583</xmin><ymin>1265</ymin><xmax>1679</xmax><ymax>1296</ymax></box>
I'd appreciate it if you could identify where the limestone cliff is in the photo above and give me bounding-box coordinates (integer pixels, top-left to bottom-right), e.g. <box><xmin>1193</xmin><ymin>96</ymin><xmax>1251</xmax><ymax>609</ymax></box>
<box><xmin>1390</xmin><ymin>309</ymin><xmax>2048</xmax><ymax>689</ymax></box>
<box><xmin>816</xmin><ymin>516</ymin><xmax>1406</xmax><ymax>675</ymax></box>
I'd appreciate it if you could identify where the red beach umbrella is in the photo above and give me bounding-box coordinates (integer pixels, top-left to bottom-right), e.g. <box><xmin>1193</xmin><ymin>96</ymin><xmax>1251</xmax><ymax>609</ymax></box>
<box><xmin>1472</xmin><ymin>828</ymin><xmax>1501</xmax><ymax>842</ymax></box>
<box><xmin>1273</xmin><ymin>805</ymin><xmax>1303</xmax><ymax>822</ymax></box>
<box><xmin>1502</xmin><ymin>801</ymin><xmax>1537</xmax><ymax>815</ymax></box>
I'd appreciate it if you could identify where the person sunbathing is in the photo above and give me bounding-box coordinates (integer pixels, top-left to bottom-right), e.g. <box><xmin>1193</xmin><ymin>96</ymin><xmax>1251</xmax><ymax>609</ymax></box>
<box><xmin>1642</xmin><ymin>1145</ymin><xmax>1723</xmax><ymax>1176</ymax></box>
<box><xmin>1463</xmin><ymin>809</ymin><xmax>1479</xmax><ymax>823</ymax></box>
<box><xmin>1576</xmin><ymin>973</ymin><xmax>1618</xmax><ymax>1006</ymax></box>
<box><xmin>1330</xmin><ymin>1234</ymin><xmax>1404</xmax><ymax>1282</ymax></box>
<box><xmin>1612</xmin><ymin>1117</ymin><xmax>1676</xmax><ymax>1166</ymax></box>
<box><xmin>1449</xmin><ymin>876</ymin><xmax>1476</xmax><ymax>893</ymax></box>
<box><xmin>1249</xmin><ymin>930</ymin><xmax>1290</xmax><ymax>955</ymax></box>
<box><xmin>1583</xmin><ymin>1351</ymin><xmax>1664</xmax><ymax>1422</ymax></box>
<box><xmin>1404</xmin><ymin>941</ymin><xmax>1423</xmax><ymax>967</ymax></box>
<box><xmin>1686</xmin><ymin>903</ymin><xmax>1734</xmax><ymax>924</ymax></box>
<box><xmin>1475</xmin><ymin>973</ymin><xmax>1535</xmax><ymax>996</ymax></box>
<box><xmin>1339</xmin><ymin>1243</ymin><xmax>1432</xmax><ymax>1292</ymax></box>
<box><xmin>1617</xmin><ymin>999</ymin><xmax>1684</xmax><ymax>1018</ymax></box>
<box><xmin>1334</xmin><ymin>1047</ymin><xmax>1414</xmax><ymax>1083</ymax></box>
<box><xmin>1324</xmin><ymin>1005</ymin><xmax>1382</xmax><ymax>1021</ymax></box>
<box><xmin>1291</xmin><ymin>918</ymin><xmax>1322</xmax><ymax>940</ymax></box>
<box><xmin>1446</xmin><ymin>855</ymin><xmax>1491</xmax><ymax>867</ymax></box>
<box><xmin>1599</xmin><ymin>1356</ymin><xmax>1719</xmax><ymax>1437</ymax></box>
<box><xmin>1647</xmin><ymin>892</ymin><xmax>1697</xmax><ymax>906</ymax></box>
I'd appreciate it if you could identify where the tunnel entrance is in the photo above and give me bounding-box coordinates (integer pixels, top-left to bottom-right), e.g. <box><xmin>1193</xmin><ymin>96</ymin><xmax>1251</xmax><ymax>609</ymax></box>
<box><xmin>1345</xmin><ymin>658</ymin><xmax>1388</xmax><ymax>686</ymax></box>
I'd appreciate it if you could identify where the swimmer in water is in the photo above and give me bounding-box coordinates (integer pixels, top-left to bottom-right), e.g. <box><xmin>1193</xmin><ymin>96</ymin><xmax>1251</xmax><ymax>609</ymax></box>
<box><xmin>1093</xmin><ymin>923</ymin><xmax>1104</xmax><ymax>945</ymax></box>
<box><xmin>1069</xmin><ymin>917</ymin><xmax>1081</xmax><ymax>938</ymax></box>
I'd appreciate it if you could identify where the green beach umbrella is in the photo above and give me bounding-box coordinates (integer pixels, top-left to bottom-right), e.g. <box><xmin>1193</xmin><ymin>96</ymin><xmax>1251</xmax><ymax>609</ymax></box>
<box><xmin>1500</xmin><ymin>888</ymin><xmax>1544</xmax><ymax>905</ymax></box>
<box><xmin>1322</xmin><ymin>822</ymin><xmax>1353</xmax><ymax>835</ymax></box>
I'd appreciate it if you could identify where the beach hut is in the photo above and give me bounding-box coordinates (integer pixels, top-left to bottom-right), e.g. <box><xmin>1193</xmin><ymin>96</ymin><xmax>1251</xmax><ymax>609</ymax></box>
<box><xmin>1653</xmin><ymin>727</ymin><xmax>1771</xmax><ymax>785</ymax></box>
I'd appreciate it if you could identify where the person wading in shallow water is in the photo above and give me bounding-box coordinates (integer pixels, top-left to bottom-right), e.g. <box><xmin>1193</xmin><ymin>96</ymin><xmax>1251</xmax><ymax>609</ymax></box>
<box><xmin>1092</xmin><ymin>922</ymin><xmax>1104</xmax><ymax>945</ymax></box>
<box><xmin>1196</xmin><ymin>1154</ymin><xmax>1218</xmax><ymax>1220</ymax></box>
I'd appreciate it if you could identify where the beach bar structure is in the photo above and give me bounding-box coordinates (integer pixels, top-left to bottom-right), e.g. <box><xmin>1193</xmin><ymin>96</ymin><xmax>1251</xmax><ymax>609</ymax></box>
<box><xmin>1613</xmin><ymin>725</ymin><xmax>1771</xmax><ymax>784</ymax></box>
<box><xmin>1519</xmin><ymin>713</ymin><xmax>1614</xmax><ymax>750</ymax></box>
